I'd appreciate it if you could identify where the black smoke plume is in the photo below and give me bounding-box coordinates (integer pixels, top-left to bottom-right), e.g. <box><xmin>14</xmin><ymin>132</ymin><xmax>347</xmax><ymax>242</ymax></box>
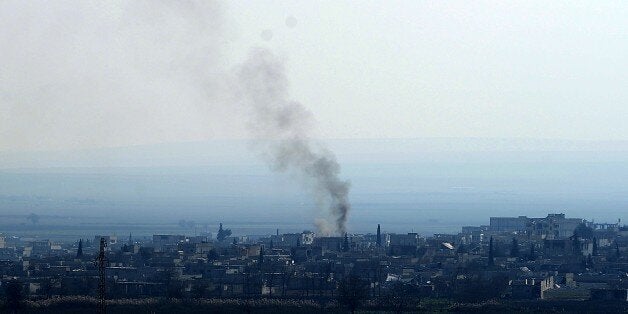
<box><xmin>236</xmin><ymin>48</ymin><xmax>350</xmax><ymax>235</ymax></box>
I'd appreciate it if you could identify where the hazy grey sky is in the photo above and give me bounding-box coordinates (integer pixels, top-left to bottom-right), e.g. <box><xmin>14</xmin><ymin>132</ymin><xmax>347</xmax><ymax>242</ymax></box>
<box><xmin>1</xmin><ymin>1</ymin><xmax>627</xmax><ymax>152</ymax></box>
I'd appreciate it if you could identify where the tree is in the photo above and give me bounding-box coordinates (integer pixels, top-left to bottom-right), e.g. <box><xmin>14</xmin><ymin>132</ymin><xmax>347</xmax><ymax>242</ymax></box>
<box><xmin>4</xmin><ymin>279</ymin><xmax>23</xmax><ymax>313</ymax></box>
<box><xmin>488</xmin><ymin>236</ymin><xmax>494</xmax><ymax>267</ymax></box>
<box><xmin>592</xmin><ymin>237</ymin><xmax>599</xmax><ymax>256</ymax></box>
<box><xmin>259</xmin><ymin>245</ymin><xmax>265</xmax><ymax>266</ymax></box>
<box><xmin>453</xmin><ymin>274</ymin><xmax>509</xmax><ymax>302</ymax></box>
<box><xmin>216</xmin><ymin>223</ymin><xmax>232</xmax><ymax>242</ymax></box>
<box><xmin>163</xmin><ymin>268</ymin><xmax>183</xmax><ymax>299</ymax></box>
<box><xmin>40</xmin><ymin>279</ymin><xmax>54</xmax><ymax>298</ymax></box>
<box><xmin>529</xmin><ymin>244</ymin><xmax>537</xmax><ymax>261</ymax></box>
<box><xmin>139</xmin><ymin>247</ymin><xmax>154</xmax><ymax>261</ymax></box>
<box><xmin>572</xmin><ymin>234</ymin><xmax>581</xmax><ymax>255</ymax></box>
<box><xmin>376</xmin><ymin>224</ymin><xmax>381</xmax><ymax>247</ymax></box>
<box><xmin>385</xmin><ymin>282</ymin><xmax>419</xmax><ymax>314</ymax></box>
<box><xmin>456</xmin><ymin>243</ymin><xmax>467</xmax><ymax>254</ymax></box>
<box><xmin>262</xmin><ymin>262</ymin><xmax>279</xmax><ymax>297</ymax></box>
<box><xmin>510</xmin><ymin>238</ymin><xmax>519</xmax><ymax>258</ymax></box>
<box><xmin>338</xmin><ymin>276</ymin><xmax>368</xmax><ymax>314</ymax></box>
<box><xmin>281</xmin><ymin>267</ymin><xmax>293</xmax><ymax>297</ymax></box>
<box><xmin>207</xmin><ymin>249</ymin><xmax>219</xmax><ymax>261</ymax></box>
<box><xmin>191</xmin><ymin>282</ymin><xmax>208</xmax><ymax>299</ymax></box>
<box><xmin>76</xmin><ymin>239</ymin><xmax>84</xmax><ymax>259</ymax></box>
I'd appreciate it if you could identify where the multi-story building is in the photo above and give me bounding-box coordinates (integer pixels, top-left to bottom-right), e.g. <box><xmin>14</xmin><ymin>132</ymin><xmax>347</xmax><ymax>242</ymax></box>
<box><xmin>152</xmin><ymin>234</ymin><xmax>185</xmax><ymax>252</ymax></box>
<box><xmin>490</xmin><ymin>216</ymin><xmax>528</xmax><ymax>232</ymax></box>
<box><xmin>490</xmin><ymin>214</ymin><xmax>584</xmax><ymax>239</ymax></box>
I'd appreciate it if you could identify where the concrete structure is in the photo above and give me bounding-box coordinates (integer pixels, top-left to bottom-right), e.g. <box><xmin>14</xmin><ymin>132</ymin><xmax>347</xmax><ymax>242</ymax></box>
<box><xmin>490</xmin><ymin>216</ymin><xmax>528</xmax><ymax>232</ymax></box>
<box><xmin>313</xmin><ymin>237</ymin><xmax>343</xmax><ymax>252</ymax></box>
<box><xmin>530</xmin><ymin>214</ymin><xmax>583</xmax><ymax>239</ymax></box>
<box><xmin>511</xmin><ymin>276</ymin><xmax>555</xmax><ymax>299</ymax></box>
<box><xmin>389</xmin><ymin>233</ymin><xmax>421</xmax><ymax>246</ymax></box>
<box><xmin>152</xmin><ymin>235</ymin><xmax>185</xmax><ymax>252</ymax></box>
<box><xmin>490</xmin><ymin>214</ymin><xmax>584</xmax><ymax>239</ymax></box>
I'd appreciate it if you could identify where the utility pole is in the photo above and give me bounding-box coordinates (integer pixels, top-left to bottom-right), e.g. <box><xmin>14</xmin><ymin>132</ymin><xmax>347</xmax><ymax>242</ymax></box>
<box><xmin>95</xmin><ymin>237</ymin><xmax>108</xmax><ymax>314</ymax></box>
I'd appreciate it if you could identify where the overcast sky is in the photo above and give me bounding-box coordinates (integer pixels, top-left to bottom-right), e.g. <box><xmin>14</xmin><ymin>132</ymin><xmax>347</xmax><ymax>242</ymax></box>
<box><xmin>1</xmin><ymin>1</ymin><xmax>626</xmax><ymax>152</ymax></box>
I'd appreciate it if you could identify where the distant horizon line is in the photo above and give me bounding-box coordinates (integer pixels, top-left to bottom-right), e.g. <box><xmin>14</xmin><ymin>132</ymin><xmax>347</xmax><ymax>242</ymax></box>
<box><xmin>4</xmin><ymin>136</ymin><xmax>628</xmax><ymax>155</ymax></box>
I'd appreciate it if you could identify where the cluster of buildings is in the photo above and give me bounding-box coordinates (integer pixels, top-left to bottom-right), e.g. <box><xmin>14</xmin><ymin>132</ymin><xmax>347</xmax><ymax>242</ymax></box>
<box><xmin>0</xmin><ymin>213</ymin><xmax>627</xmax><ymax>303</ymax></box>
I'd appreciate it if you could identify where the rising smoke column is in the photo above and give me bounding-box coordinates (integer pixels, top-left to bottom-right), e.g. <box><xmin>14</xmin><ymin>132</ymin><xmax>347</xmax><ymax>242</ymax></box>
<box><xmin>236</xmin><ymin>48</ymin><xmax>350</xmax><ymax>235</ymax></box>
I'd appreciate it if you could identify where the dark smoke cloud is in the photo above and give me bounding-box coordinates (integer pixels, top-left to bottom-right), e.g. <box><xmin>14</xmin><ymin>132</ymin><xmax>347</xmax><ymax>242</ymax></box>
<box><xmin>0</xmin><ymin>1</ymin><xmax>352</xmax><ymax>233</ymax></box>
<box><xmin>236</xmin><ymin>48</ymin><xmax>350</xmax><ymax>235</ymax></box>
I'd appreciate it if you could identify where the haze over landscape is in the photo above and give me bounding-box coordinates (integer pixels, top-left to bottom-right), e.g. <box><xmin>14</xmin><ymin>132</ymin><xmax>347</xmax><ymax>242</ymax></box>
<box><xmin>1</xmin><ymin>1</ymin><xmax>627</xmax><ymax>237</ymax></box>
<box><xmin>1</xmin><ymin>138</ymin><xmax>627</xmax><ymax>240</ymax></box>
<box><xmin>2</xmin><ymin>2</ymin><xmax>628</xmax><ymax>313</ymax></box>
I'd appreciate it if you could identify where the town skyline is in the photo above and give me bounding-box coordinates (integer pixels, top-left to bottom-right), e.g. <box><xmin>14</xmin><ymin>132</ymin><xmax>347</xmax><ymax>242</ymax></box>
<box><xmin>2</xmin><ymin>1</ymin><xmax>627</xmax><ymax>312</ymax></box>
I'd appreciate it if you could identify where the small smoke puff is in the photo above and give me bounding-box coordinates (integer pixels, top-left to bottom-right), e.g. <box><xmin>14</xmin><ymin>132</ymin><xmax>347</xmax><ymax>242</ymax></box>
<box><xmin>260</xmin><ymin>29</ymin><xmax>273</xmax><ymax>41</ymax></box>
<box><xmin>315</xmin><ymin>218</ymin><xmax>333</xmax><ymax>237</ymax></box>
<box><xmin>285</xmin><ymin>16</ymin><xmax>297</xmax><ymax>28</ymax></box>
